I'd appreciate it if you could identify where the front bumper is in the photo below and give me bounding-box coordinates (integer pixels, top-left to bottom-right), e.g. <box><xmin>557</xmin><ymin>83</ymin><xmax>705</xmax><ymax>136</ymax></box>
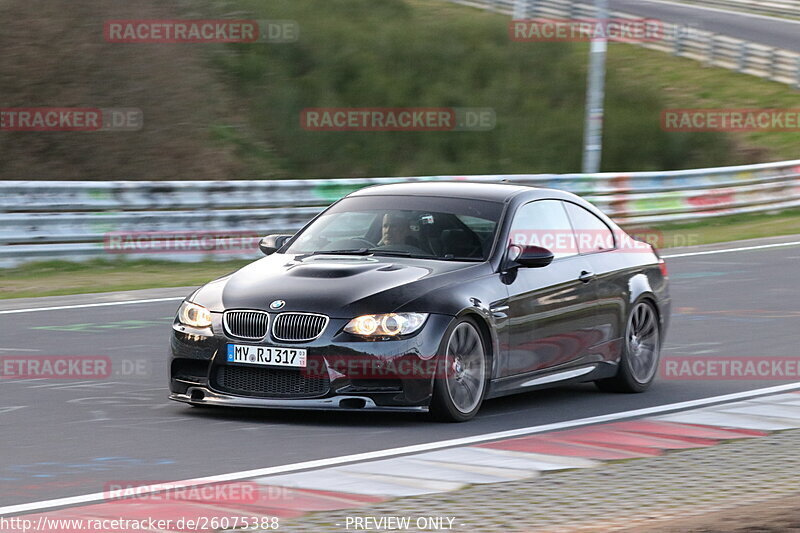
<box><xmin>169</xmin><ymin>387</ymin><xmax>427</xmax><ymax>412</ymax></box>
<box><xmin>169</xmin><ymin>313</ymin><xmax>453</xmax><ymax>410</ymax></box>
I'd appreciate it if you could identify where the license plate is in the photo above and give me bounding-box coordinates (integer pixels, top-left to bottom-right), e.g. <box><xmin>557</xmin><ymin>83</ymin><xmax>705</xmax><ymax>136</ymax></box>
<box><xmin>226</xmin><ymin>344</ymin><xmax>307</xmax><ymax>368</ymax></box>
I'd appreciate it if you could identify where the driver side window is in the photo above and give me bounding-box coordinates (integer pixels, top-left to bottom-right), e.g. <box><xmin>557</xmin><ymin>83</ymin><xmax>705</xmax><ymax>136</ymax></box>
<box><xmin>509</xmin><ymin>200</ymin><xmax>578</xmax><ymax>259</ymax></box>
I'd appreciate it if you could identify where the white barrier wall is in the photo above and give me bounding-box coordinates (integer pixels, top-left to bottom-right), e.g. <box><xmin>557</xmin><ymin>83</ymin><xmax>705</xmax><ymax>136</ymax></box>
<box><xmin>2</xmin><ymin>159</ymin><xmax>799</xmax><ymax>267</ymax></box>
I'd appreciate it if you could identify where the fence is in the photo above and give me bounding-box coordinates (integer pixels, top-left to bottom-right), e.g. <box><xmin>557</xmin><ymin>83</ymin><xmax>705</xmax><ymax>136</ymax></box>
<box><xmin>672</xmin><ymin>0</ymin><xmax>800</xmax><ymax>19</ymax></box>
<box><xmin>2</xmin><ymin>159</ymin><xmax>799</xmax><ymax>267</ymax></box>
<box><xmin>445</xmin><ymin>0</ymin><xmax>800</xmax><ymax>88</ymax></box>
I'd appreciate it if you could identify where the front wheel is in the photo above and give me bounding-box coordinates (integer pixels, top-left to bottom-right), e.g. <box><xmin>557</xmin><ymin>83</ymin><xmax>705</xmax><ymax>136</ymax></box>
<box><xmin>429</xmin><ymin>318</ymin><xmax>489</xmax><ymax>422</ymax></box>
<box><xmin>596</xmin><ymin>300</ymin><xmax>661</xmax><ymax>393</ymax></box>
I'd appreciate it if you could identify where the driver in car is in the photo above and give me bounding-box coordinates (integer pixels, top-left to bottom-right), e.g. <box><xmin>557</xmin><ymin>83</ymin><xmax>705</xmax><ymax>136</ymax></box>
<box><xmin>378</xmin><ymin>212</ymin><xmax>414</xmax><ymax>246</ymax></box>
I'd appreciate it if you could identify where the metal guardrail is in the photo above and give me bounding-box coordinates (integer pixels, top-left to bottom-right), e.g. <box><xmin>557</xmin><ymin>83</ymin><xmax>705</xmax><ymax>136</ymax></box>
<box><xmin>673</xmin><ymin>0</ymin><xmax>800</xmax><ymax>18</ymax></box>
<box><xmin>445</xmin><ymin>0</ymin><xmax>800</xmax><ymax>88</ymax></box>
<box><xmin>2</xmin><ymin>160</ymin><xmax>799</xmax><ymax>267</ymax></box>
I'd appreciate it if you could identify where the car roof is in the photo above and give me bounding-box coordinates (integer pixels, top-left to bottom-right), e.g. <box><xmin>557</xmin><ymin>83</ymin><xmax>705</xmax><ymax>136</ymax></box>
<box><xmin>348</xmin><ymin>181</ymin><xmax>561</xmax><ymax>203</ymax></box>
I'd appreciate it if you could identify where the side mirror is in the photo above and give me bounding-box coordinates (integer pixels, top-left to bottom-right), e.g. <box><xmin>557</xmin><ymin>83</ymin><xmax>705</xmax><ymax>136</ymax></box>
<box><xmin>259</xmin><ymin>234</ymin><xmax>293</xmax><ymax>255</ymax></box>
<box><xmin>508</xmin><ymin>244</ymin><xmax>554</xmax><ymax>268</ymax></box>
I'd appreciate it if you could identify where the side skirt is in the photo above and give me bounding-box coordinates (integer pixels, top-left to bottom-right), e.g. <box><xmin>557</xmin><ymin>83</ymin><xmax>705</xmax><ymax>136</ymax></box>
<box><xmin>485</xmin><ymin>361</ymin><xmax>619</xmax><ymax>399</ymax></box>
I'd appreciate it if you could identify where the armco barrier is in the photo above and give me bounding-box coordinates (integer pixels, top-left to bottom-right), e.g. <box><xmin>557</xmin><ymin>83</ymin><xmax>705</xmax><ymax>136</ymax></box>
<box><xmin>447</xmin><ymin>0</ymin><xmax>800</xmax><ymax>88</ymax></box>
<box><xmin>672</xmin><ymin>0</ymin><xmax>800</xmax><ymax>18</ymax></box>
<box><xmin>1</xmin><ymin>160</ymin><xmax>799</xmax><ymax>267</ymax></box>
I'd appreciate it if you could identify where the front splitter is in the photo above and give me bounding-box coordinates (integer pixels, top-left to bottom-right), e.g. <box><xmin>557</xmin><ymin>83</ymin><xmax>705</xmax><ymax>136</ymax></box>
<box><xmin>170</xmin><ymin>387</ymin><xmax>428</xmax><ymax>412</ymax></box>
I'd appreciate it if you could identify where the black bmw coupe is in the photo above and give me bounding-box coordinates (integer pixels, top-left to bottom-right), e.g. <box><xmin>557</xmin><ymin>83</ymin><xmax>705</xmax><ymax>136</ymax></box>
<box><xmin>169</xmin><ymin>182</ymin><xmax>670</xmax><ymax>421</ymax></box>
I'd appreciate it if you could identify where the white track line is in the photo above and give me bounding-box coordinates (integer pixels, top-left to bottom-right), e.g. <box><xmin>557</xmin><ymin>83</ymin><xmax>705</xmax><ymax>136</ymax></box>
<box><xmin>2</xmin><ymin>382</ymin><xmax>799</xmax><ymax>517</ymax></box>
<box><xmin>2</xmin><ymin>240</ymin><xmax>799</xmax><ymax>314</ymax></box>
<box><xmin>0</xmin><ymin>297</ymin><xmax>184</xmax><ymax>315</ymax></box>
<box><xmin>663</xmin><ymin>240</ymin><xmax>800</xmax><ymax>258</ymax></box>
<box><xmin>625</xmin><ymin>0</ymin><xmax>800</xmax><ymax>26</ymax></box>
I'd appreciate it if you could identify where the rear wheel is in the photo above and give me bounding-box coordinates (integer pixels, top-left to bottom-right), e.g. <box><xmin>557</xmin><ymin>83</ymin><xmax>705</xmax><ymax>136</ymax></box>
<box><xmin>429</xmin><ymin>318</ymin><xmax>489</xmax><ymax>422</ymax></box>
<box><xmin>596</xmin><ymin>300</ymin><xmax>660</xmax><ymax>393</ymax></box>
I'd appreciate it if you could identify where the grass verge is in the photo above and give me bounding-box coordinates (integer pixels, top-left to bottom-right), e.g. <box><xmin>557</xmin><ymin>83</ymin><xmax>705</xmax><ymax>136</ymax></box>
<box><xmin>610</xmin><ymin>46</ymin><xmax>800</xmax><ymax>162</ymax></box>
<box><xmin>631</xmin><ymin>207</ymin><xmax>800</xmax><ymax>248</ymax></box>
<box><xmin>0</xmin><ymin>259</ymin><xmax>250</xmax><ymax>300</ymax></box>
<box><xmin>3</xmin><ymin>209</ymin><xmax>799</xmax><ymax>299</ymax></box>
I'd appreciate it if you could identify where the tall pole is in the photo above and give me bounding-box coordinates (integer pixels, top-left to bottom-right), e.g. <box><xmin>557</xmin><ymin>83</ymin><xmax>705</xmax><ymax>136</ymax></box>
<box><xmin>582</xmin><ymin>0</ymin><xmax>608</xmax><ymax>173</ymax></box>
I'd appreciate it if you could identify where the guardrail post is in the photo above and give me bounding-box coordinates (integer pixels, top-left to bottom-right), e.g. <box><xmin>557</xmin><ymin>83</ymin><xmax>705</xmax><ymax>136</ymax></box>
<box><xmin>738</xmin><ymin>42</ymin><xmax>748</xmax><ymax>73</ymax></box>
<box><xmin>513</xmin><ymin>0</ymin><xmax>524</xmax><ymax>18</ymax></box>
<box><xmin>796</xmin><ymin>56</ymin><xmax>800</xmax><ymax>90</ymax></box>
<box><xmin>568</xmin><ymin>0</ymin><xmax>578</xmax><ymax>19</ymax></box>
<box><xmin>705</xmin><ymin>33</ymin><xmax>715</xmax><ymax>66</ymax></box>
<box><xmin>768</xmin><ymin>48</ymin><xmax>777</xmax><ymax>81</ymax></box>
<box><xmin>513</xmin><ymin>0</ymin><xmax>534</xmax><ymax>19</ymax></box>
<box><xmin>673</xmin><ymin>29</ymin><xmax>684</xmax><ymax>56</ymax></box>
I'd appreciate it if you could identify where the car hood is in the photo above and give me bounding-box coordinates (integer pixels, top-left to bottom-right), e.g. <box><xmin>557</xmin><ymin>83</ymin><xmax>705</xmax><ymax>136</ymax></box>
<box><xmin>190</xmin><ymin>253</ymin><xmax>487</xmax><ymax>317</ymax></box>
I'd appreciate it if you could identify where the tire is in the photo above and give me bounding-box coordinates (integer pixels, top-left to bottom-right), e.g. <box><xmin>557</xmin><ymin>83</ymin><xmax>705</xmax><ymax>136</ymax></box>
<box><xmin>429</xmin><ymin>317</ymin><xmax>490</xmax><ymax>422</ymax></box>
<box><xmin>596</xmin><ymin>300</ymin><xmax>661</xmax><ymax>393</ymax></box>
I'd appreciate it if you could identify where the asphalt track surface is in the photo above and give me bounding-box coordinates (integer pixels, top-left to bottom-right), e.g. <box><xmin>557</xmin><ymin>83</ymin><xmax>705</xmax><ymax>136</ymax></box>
<box><xmin>607</xmin><ymin>0</ymin><xmax>800</xmax><ymax>52</ymax></box>
<box><xmin>1</xmin><ymin>235</ymin><xmax>799</xmax><ymax>509</ymax></box>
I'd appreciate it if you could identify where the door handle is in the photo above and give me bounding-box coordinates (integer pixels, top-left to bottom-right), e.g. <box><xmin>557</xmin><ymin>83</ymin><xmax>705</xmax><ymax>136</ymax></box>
<box><xmin>578</xmin><ymin>270</ymin><xmax>595</xmax><ymax>283</ymax></box>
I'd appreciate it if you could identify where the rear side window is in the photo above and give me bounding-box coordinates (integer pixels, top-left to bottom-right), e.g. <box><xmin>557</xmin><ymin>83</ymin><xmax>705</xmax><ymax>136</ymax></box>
<box><xmin>509</xmin><ymin>200</ymin><xmax>577</xmax><ymax>259</ymax></box>
<box><xmin>564</xmin><ymin>202</ymin><xmax>615</xmax><ymax>254</ymax></box>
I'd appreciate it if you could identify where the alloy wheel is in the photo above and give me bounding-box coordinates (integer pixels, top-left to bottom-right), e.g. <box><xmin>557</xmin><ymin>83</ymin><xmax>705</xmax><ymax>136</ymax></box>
<box><xmin>444</xmin><ymin>322</ymin><xmax>486</xmax><ymax>414</ymax></box>
<box><xmin>626</xmin><ymin>302</ymin><xmax>660</xmax><ymax>384</ymax></box>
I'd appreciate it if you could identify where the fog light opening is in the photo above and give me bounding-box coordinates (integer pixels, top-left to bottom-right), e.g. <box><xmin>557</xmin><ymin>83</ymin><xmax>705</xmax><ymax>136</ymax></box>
<box><xmin>340</xmin><ymin>398</ymin><xmax>366</xmax><ymax>409</ymax></box>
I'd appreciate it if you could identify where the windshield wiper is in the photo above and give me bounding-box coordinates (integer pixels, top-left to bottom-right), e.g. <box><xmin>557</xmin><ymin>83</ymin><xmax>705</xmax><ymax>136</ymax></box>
<box><xmin>366</xmin><ymin>249</ymin><xmax>412</xmax><ymax>257</ymax></box>
<box><xmin>309</xmin><ymin>248</ymin><xmax>371</xmax><ymax>256</ymax></box>
<box><xmin>307</xmin><ymin>248</ymin><xmax>433</xmax><ymax>259</ymax></box>
<box><xmin>440</xmin><ymin>255</ymin><xmax>482</xmax><ymax>262</ymax></box>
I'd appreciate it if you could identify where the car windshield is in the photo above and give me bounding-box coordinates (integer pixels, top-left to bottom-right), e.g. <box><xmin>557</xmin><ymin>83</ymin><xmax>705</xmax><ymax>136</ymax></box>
<box><xmin>284</xmin><ymin>194</ymin><xmax>504</xmax><ymax>261</ymax></box>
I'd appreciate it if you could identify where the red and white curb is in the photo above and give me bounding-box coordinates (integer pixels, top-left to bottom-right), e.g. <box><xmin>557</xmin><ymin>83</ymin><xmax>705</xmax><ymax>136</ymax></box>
<box><xmin>4</xmin><ymin>391</ymin><xmax>800</xmax><ymax>532</ymax></box>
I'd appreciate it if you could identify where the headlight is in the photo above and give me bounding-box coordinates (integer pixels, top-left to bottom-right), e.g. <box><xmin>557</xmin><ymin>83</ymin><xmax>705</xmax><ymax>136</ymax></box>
<box><xmin>177</xmin><ymin>301</ymin><xmax>213</xmax><ymax>329</ymax></box>
<box><xmin>344</xmin><ymin>313</ymin><xmax>428</xmax><ymax>338</ymax></box>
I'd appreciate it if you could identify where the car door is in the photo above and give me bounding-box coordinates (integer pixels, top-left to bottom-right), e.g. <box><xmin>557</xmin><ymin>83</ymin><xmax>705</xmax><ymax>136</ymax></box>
<box><xmin>563</xmin><ymin>201</ymin><xmax>626</xmax><ymax>362</ymax></box>
<box><xmin>502</xmin><ymin>199</ymin><xmax>600</xmax><ymax>377</ymax></box>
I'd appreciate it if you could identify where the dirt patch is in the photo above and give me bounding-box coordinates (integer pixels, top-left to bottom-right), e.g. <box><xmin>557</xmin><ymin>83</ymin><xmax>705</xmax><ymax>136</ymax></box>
<box><xmin>0</xmin><ymin>0</ymin><xmax>249</xmax><ymax>179</ymax></box>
